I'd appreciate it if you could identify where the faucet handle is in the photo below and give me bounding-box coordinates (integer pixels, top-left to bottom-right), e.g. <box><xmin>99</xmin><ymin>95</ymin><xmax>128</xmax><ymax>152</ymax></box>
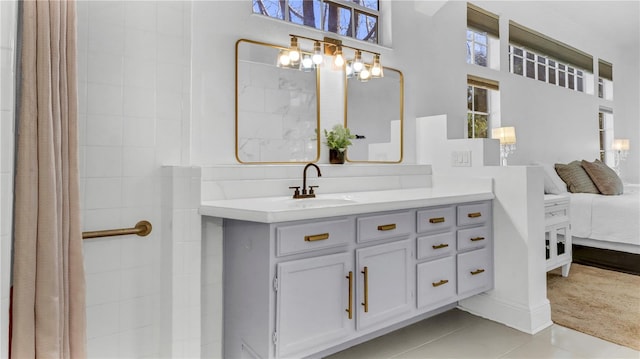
<box><xmin>288</xmin><ymin>186</ymin><xmax>301</xmax><ymax>198</ymax></box>
<box><xmin>308</xmin><ymin>185</ymin><xmax>319</xmax><ymax>195</ymax></box>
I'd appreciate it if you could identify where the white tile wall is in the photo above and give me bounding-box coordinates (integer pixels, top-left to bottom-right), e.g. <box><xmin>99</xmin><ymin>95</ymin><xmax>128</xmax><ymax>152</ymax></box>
<box><xmin>78</xmin><ymin>1</ymin><xmax>193</xmax><ymax>358</ymax></box>
<box><xmin>0</xmin><ymin>1</ymin><xmax>16</xmax><ymax>358</ymax></box>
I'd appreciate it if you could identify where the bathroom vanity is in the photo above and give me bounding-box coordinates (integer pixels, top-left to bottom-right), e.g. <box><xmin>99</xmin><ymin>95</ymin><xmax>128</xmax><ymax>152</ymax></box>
<box><xmin>201</xmin><ymin>187</ymin><xmax>494</xmax><ymax>359</ymax></box>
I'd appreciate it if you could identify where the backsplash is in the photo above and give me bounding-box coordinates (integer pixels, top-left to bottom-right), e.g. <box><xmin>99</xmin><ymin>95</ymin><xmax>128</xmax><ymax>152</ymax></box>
<box><xmin>201</xmin><ymin>164</ymin><xmax>433</xmax><ymax>201</ymax></box>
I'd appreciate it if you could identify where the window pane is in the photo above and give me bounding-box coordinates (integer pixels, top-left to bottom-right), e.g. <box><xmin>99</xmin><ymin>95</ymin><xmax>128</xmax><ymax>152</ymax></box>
<box><xmin>568</xmin><ymin>73</ymin><xmax>575</xmax><ymax>89</ymax></box>
<box><xmin>355</xmin><ymin>0</ymin><xmax>379</xmax><ymax>11</ymax></box>
<box><xmin>467</xmin><ymin>86</ymin><xmax>473</xmax><ymax>111</ymax></box>
<box><xmin>538</xmin><ymin>64</ymin><xmax>546</xmax><ymax>82</ymax></box>
<box><xmin>475</xmin><ymin>32</ymin><xmax>487</xmax><ymax>45</ymax></box>
<box><xmin>467</xmin><ymin>113</ymin><xmax>474</xmax><ymax>139</ymax></box>
<box><xmin>466</xmin><ymin>41</ymin><xmax>473</xmax><ymax>64</ymax></box>
<box><xmin>526</xmin><ymin>52</ymin><xmax>535</xmax><ymax>60</ymax></box>
<box><xmin>514</xmin><ymin>47</ymin><xmax>523</xmax><ymax>56</ymax></box>
<box><xmin>526</xmin><ymin>59</ymin><xmax>535</xmax><ymax>79</ymax></box>
<box><xmin>355</xmin><ymin>10</ymin><xmax>378</xmax><ymax>43</ymax></box>
<box><xmin>474</xmin><ymin>43</ymin><xmax>487</xmax><ymax>66</ymax></box>
<box><xmin>324</xmin><ymin>2</ymin><xmax>352</xmax><ymax>37</ymax></box>
<box><xmin>474</xmin><ymin>114</ymin><xmax>489</xmax><ymax>138</ymax></box>
<box><xmin>577</xmin><ymin>76</ymin><xmax>583</xmax><ymax>92</ymax></box>
<box><xmin>548</xmin><ymin>60</ymin><xmax>556</xmax><ymax>67</ymax></box>
<box><xmin>289</xmin><ymin>0</ymin><xmax>323</xmax><ymax>28</ymax></box>
<box><xmin>513</xmin><ymin>56</ymin><xmax>523</xmax><ymax>75</ymax></box>
<box><xmin>467</xmin><ymin>29</ymin><xmax>473</xmax><ymax>40</ymax></box>
<box><xmin>548</xmin><ymin>66</ymin><xmax>556</xmax><ymax>84</ymax></box>
<box><xmin>253</xmin><ymin>0</ymin><xmax>285</xmax><ymax>19</ymax></box>
<box><xmin>558</xmin><ymin>71</ymin><xmax>566</xmax><ymax>87</ymax></box>
<box><xmin>474</xmin><ymin>87</ymin><xmax>488</xmax><ymax>113</ymax></box>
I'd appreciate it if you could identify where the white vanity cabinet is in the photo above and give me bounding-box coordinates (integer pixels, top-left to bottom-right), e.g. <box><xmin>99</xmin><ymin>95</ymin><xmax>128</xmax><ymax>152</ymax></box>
<box><xmin>222</xmin><ymin>201</ymin><xmax>493</xmax><ymax>359</ymax></box>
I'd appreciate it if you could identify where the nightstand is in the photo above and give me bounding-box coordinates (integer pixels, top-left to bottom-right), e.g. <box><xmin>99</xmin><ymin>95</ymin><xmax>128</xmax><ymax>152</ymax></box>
<box><xmin>544</xmin><ymin>194</ymin><xmax>571</xmax><ymax>276</ymax></box>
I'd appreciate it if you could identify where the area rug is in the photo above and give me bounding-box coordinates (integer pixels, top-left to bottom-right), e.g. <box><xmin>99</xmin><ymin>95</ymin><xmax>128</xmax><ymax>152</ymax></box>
<box><xmin>547</xmin><ymin>263</ymin><xmax>640</xmax><ymax>350</ymax></box>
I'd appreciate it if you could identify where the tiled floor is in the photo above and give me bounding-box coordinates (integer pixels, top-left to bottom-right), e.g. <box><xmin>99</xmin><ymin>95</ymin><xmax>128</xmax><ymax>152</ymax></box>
<box><xmin>326</xmin><ymin>309</ymin><xmax>639</xmax><ymax>358</ymax></box>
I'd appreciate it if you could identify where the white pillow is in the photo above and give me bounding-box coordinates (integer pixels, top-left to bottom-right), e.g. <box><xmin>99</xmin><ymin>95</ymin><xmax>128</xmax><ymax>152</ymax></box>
<box><xmin>532</xmin><ymin>161</ymin><xmax>568</xmax><ymax>194</ymax></box>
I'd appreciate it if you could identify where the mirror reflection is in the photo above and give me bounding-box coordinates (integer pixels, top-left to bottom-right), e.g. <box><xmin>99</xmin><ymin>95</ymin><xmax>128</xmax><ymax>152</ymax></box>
<box><xmin>236</xmin><ymin>39</ymin><xmax>320</xmax><ymax>163</ymax></box>
<box><xmin>346</xmin><ymin>67</ymin><xmax>403</xmax><ymax>162</ymax></box>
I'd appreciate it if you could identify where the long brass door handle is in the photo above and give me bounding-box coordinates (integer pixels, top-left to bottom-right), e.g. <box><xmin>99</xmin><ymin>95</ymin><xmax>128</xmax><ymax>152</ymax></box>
<box><xmin>432</xmin><ymin>243</ymin><xmax>449</xmax><ymax>249</ymax></box>
<box><xmin>361</xmin><ymin>266</ymin><xmax>369</xmax><ymax>313</ymax></box>
<box><xmin>471</xmin><ymin>269</ymin><xmax>485</xmax><ymax>275</ymax></box>
<box><xmin>346</xmin><ymin>271</ymin><xmax>353</xmax><ymax>319</ymax></box>
<box><xmin>377</xmin><ymin>224</ymin><xmax>397</xmax><ymax>231</ymax></box>
<box><xmin>429</xmin><ymin>217</ymin><xmax>445</xmax><ymax>224</ymax></box>
<box><xmin>432</xmin><ymin>279</ymin><xmax>449</xmax><ymax>287</ymax></box>
<box><xmin>305</xmin><ymin>233</ymin><xmax>329</xmax><ymax>242</ymax></box>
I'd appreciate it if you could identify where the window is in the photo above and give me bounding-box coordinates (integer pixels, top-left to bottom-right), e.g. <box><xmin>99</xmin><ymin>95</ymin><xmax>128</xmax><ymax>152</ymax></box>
<box><xmin>253</xmin><ymin>0</ymin><xmax>380</xmax><ymax>43</ymax></box>
<box><xmin>467</xmin><ymin>4</ymin><xmax>499</xmax><ymax>69</ymax></box>
<box><xmin>598</xmin><ymin>109</ymin><xmax>614</xmax><ymax>167</ymax></box>
<box><xmin>508</xmin><ymin>21</ymin><xmax>594</xmax><ymax>94</ymax></box>
<box><xmin>467</xmin><ymin>75</ymin><xmax>500</xmax><ymax>139</ymax></box>
<box><xmin>598</xmin><ymin>59</ymin><xmax>613</xmax><ymax>100</ymax></box>
<box><xmin>509</xmin><ymin>45</ymin><xmax>590</xmax><ymax>93</ymax></box>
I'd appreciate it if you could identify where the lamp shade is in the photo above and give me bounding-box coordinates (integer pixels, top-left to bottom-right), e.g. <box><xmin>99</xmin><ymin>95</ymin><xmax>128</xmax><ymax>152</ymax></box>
<box><xmin>612</xmin><ymin>138</ymin><xmax>630</xmax><ymax>151</ymax></box>
<box><xmin>492</xmin><ymin>126</ymin><xmax>516</xmax><ymax>145</ymax></box>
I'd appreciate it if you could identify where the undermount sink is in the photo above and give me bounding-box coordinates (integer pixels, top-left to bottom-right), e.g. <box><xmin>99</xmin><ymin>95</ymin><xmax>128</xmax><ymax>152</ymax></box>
<box><xmin>285</xmin><ymin>197</ymin><xmax>357</xmax><ymax>209</ymax></box>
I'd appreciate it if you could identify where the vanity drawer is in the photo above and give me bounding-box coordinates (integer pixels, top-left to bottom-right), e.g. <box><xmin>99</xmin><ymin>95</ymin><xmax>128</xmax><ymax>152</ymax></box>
<box><xmin>457</xmin><ymin>225</ymin><xmax>490</xmax><ymax>251</ymax></box>
<box><xmin>416</xmin><ymin>206</ymin><xmax>455</xmax><ymax>234</ymax></box>
<box><xmin>417</xmin><ymin>232</ymin><xmax>455</xmax><ymax>260</ymax></box>
<box><xmin>457</xmin><ymin>202</ymin><xmax>491</xmax><ymax>227</ymax></box>
<box><xmin>417</xmin><ymin>256</ymin><xmax>457</xmax><ymax>310</ymax></box>
<box><xmin>357</xmin><ymin>211</ymin><xmax>412</xmax><ymax>243</ymax></box>
<box><xmin>276</xmin><ymin>218</ymin><xmax>353</xmax><ymax>257</ymax></box>
<box><xmin>457</xmin><ymin>247</ymin><xmax>493</xmax><ymax>297</ymax></box>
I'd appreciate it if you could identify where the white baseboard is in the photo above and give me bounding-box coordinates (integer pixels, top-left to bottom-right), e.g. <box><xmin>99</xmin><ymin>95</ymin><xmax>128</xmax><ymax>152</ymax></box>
<box><xmin>458</xmin><ymin>293</ymin><xmax>552</xmax><ymax>334</ymax></box>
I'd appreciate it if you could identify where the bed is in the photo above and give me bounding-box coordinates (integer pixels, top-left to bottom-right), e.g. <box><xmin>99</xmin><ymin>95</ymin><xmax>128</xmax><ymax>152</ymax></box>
<box><xmin>569</xmin><ymin>184</ymin><xmax>640</xmax><ymax>254</ymax></box>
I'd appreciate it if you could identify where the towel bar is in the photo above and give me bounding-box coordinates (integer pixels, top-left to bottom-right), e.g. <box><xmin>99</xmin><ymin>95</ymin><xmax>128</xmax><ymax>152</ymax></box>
<box><xmin>82</xmin><ymin>220</ymin><xmax>152</xmax><ymax>239</ymax></box>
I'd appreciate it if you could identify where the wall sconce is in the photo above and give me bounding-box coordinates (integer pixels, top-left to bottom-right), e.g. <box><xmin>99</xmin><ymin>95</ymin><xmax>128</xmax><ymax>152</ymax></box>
<box><xmin>612</xmin><ymin>138</ymin><xmax>630</xmax><ymax>175</ymax></box>
<box><xmin>492</xmin><ymin>126</ymin><xmax>517</xmax><ymax>166</ymax></box>
<box><xmin>277</xmin><ymin>34</ymin><xmax>383</xmax><ymax>82</ymax></box>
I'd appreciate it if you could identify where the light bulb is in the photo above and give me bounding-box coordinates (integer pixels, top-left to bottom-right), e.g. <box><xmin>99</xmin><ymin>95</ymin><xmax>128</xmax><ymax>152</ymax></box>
<box><xmin>371</xmin><ymin>54</ymin><xmax>383</xmax><ymax>77</ymax></box>
<box><xmin>278</xmin><ymin>51</ymin><xmax>291</xmax><ymax>66</ymax></box>
<box><xmin>359</xmin><ymin>66</ymin><xmax>371</xmax><ymax>81</ymax></box>
<box><xmin>333</xmin><ymin>47</ymin><xmax>344</xmax><ymax>68</ymax></box>
<box><xmin>289</xmin><ymin>37</ymin><xmax>300</xmax><ymax>63</ymax></box>
<box><xmin>352</xmin><ymin>51</ymin><xmax>363</xmax><ymax>72</ymax></box>
<box><xmin>301</xmin><ymin>55</ymin><xmax>313</xmax><ymax>69</ymax></box>
<box><xmin>312</xmin><ymin>41</ymin><xmax>323</xmax><ymax>65</ymax></box>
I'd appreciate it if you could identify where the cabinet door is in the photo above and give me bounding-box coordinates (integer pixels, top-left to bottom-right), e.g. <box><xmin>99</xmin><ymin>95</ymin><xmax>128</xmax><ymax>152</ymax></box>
<box><xmin>276</xmin><ymin>252</ymin><xmax>353</xmax><ymax>358</ymax></box>
<box><xmin>356</xmin><ymin>240</ymin><xmax>412</xmax><ymax>331</ymax></box>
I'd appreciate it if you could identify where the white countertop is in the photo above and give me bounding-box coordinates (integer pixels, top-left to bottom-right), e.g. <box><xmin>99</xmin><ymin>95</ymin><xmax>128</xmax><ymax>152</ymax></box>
<box><xmin>200</xmin><ymin>187</ymin><xmax>494</xmax><ymax>223</ymax></box>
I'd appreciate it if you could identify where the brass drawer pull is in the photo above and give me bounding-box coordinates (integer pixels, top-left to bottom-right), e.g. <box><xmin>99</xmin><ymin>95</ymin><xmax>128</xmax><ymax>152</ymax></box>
<box><xmin>432</xmin><ymin>243</ymin><xmax>449</xmax><ymax>249</ymax></box>
<box><xmin>470</xmin><ymin>237</ymin><xmax>485</xmax><ymax>242</ymax></box>
<box><xmin>305</xmin><ymin>233</ymin><xmax>329</xmax><ymax>242</ymax></box>
<box><xmin>377</xmin><ymin>224</ymin><xmax>397</xmax><ymax>231</ymax></box>
<box><xmin>470</xmin><ymin>269</ymin><xmax>485</xmax><ymax>275</ymax></box>
<box><xmin>346</xmin><ymin>271</ymin><xmax>353</xmax><ymax>319</ymax></box>
<box><xmin>432</xmin><ymin>279</ymin><xmax>449</xmax><ymax>287</ymax></box>
<box><xmin>429</xmin><ymin>217</ymin><xmax>445</xmax><ymax>224</ymax></box>
<box><xmin>468</xmin><ymin>212</ymin><xmax>482</xmax><ymax>218</ymax></box>
<box><xmin>361</xmin><ymin>266</ymin><xmax>369</xmax><ymax>313</ymax></box>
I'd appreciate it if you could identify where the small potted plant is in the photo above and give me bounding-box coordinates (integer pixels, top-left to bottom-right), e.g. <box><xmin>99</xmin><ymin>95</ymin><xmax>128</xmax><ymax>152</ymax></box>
<box><xmin>323</xmin><ymin>124</ymin><xmax>356</xmax><ymax>164</ymax></box>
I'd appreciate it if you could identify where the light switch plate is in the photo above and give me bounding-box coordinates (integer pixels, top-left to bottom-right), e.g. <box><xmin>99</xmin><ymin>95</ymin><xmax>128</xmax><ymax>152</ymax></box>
<box><xmin>451</xmin><ymin>150</ymin><xmax>472</xmax><ymax>167</ymax></box>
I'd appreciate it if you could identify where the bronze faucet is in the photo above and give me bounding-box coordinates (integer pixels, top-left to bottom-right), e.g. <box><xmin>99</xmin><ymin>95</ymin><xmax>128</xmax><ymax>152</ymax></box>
<box><xmin>289</xmin><ymin>163</ymin><xmax>322</xmax><ymax>199</ymax></box>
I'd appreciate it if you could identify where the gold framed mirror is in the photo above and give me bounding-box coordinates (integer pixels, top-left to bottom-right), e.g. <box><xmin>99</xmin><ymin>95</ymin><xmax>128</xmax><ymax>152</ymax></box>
<box><xmin>235</xmin><ymin>39</ymin><xmax>320</xmax><ymax>163</ymax></box>
<box><xmin>345</xmin><ymin>67</ymin><xmax>403</xmax><ymax>163</ymax></box>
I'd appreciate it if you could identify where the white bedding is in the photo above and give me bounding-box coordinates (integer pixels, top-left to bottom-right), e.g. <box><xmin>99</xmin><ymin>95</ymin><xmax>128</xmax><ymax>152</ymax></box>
<box><xmin>569</xmin><ymin>185</ymin><xmax>640</xmax><ymax>252</ymax></box>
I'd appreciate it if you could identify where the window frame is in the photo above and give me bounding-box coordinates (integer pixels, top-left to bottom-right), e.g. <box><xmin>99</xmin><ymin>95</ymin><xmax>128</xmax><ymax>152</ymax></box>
<box><xmin>253</xmin><ymin>0</ymin><xmax>380</xmax><ymax>44</ymax></box>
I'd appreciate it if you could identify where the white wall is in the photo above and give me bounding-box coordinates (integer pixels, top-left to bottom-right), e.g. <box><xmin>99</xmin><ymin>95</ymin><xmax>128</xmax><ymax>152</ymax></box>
<box><xmin>421</xmin><ymin>0</ymin><xmax>639</xmax><ymax>183</ymax></box>
<box><xmin>0</xmin><ymin>1</ymin><xmax>17</xmax><ymax>357</ymax></box>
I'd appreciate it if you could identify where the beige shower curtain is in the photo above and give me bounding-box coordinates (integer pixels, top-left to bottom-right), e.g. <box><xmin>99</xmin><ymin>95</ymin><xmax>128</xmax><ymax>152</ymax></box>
<box><xmin>11</xmin><ymin>0</ymin><xmax>86</xmax><ymax>358</ymax></box>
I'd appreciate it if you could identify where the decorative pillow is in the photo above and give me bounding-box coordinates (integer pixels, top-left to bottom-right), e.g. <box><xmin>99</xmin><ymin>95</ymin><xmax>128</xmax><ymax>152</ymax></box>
<box><xmin>554</xmin><ymin>161</ymin><xmax>600</xmax><ymax>194</ymax></box>
<box><xmin>581</xmin><ymin>159</ymin><xmax>624</xmax><ymax>195</ymax></box>
<box><xmin>532</xmin><ymin>161</ymin><xmax>568</xmax><ymax>194</ymax></box>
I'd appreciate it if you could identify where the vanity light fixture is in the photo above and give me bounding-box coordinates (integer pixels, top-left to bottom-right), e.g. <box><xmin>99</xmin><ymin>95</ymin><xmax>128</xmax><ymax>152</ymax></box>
<box><xmin>492</xmin><ymin>126</ymin><xmax>517</xmax><ymax>166</ymax></box>
<box><xmin>278</xmin><ymin>34</ymin><xmax>383</xmax><ymax>81</ymax></box>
